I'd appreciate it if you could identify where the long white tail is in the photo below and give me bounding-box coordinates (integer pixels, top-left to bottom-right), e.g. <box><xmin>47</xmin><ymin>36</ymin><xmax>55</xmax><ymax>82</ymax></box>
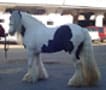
<box><xmin>81</xmin><ymin>29</ymin><xmax>100</xmax><ymax>85</ymax></box>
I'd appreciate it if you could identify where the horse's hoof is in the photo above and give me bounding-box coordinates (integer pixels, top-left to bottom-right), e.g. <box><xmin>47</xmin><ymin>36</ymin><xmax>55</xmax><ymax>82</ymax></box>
<box><xmin>39</xmin><ymin>73</ymin><xmax>48</xmax><ymax>80</ymax></box>
<box><xmin>39</xmin><ymin>75</ymin><xmax>48</xmax><ymax>81</ymax></box>
<box><xmin>22</xmin><ymin>73</ymin><xmax>33</xmax><ymax>82</ymax></box>
<box><xmin>68</xmin><ymin>81</ymin><xmax>84</xmax><ymax>87</ymax></box>
<box><xmin>67</xmin><ymin>77</ymin><xmax>85</xmax><ymax>87</ymax></box>
<box><xmin>23</xmin><ymin>72</ymin><xmax>40</xmax><ymax>83</ymax></box>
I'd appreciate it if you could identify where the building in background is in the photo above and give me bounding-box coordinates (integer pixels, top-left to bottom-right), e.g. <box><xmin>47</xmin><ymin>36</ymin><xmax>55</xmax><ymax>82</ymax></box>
<box><xmin>0</xmin><ymin>0</ymin><xmax>106</xmax><ymax>42</ymax></box>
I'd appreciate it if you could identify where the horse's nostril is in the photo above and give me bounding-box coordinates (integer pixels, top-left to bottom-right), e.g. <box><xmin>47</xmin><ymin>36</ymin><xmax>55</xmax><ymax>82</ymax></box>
<box><xmin>9</xmin><ymin>31</ymin><xmax>14</xmax><ymax>36</ymax></box>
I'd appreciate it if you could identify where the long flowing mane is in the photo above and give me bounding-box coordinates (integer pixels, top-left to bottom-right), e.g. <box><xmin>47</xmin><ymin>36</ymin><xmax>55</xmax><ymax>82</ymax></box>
<box><xmin>21</xmin><ymin>12</ymin><xmax>46</xmax><ymax>27</ymax></box>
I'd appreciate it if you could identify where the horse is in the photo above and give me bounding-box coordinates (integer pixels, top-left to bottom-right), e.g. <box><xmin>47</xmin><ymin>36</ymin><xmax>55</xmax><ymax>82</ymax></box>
<box><xmin>8</xmin><ymin>10</ymin><xmax>100</xmax><ymax>87</ymax></box>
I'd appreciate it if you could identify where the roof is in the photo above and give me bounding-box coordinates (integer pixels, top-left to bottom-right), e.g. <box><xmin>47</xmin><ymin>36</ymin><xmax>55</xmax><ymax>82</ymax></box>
<box><xmin>0</xmin><ymin>0</ymin><xmax>106</xmax><ymax>9</ymax></box>
<box><xmin>0</xmin><ymin>0</ymin><xmax>105</xmax><ymax>7</ymax></box>
<box><xmin>0</xmin><ymin>0</ymin><xmax>106</xmax><ymax>14</ymax></box>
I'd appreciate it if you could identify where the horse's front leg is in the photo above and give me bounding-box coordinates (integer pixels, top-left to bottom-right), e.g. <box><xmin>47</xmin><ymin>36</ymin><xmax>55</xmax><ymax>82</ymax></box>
<box><xmin>37</xmin><ymin>55</ymin><xmax>48</xmax><ymax>80</ymax></box>
<box><xmin>22</xmin><ymin>50</ymin><xmax>48</xmax><ymax>83</ymax></box>
<box><xmin>22</xmin><ymin>50</ymin><xmax>38</xmax><ymax>82</ymax></box>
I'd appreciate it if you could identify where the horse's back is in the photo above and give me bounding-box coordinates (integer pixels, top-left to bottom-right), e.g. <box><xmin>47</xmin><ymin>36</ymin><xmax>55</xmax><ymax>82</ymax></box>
<box><xmin>24</xmin><ymin>22</ymin><xmax>86</xmax><ymax>54</ymax></box>
<box><xmin>68</xmin><ymin>24</ymin><xmax>86</xmax><ymax>46</ymax></box>
<box><xmin>41</xmin><ymin>24</ymin><xmax>85</xmax><ymax>53</ymax></box>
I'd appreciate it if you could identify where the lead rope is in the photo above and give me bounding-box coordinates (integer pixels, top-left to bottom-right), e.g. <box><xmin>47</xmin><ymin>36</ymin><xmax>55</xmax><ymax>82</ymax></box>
<box><xmin>4</xmin><ymin>33</ymin><xmax>9</xmax><ymax>59</ymax></box>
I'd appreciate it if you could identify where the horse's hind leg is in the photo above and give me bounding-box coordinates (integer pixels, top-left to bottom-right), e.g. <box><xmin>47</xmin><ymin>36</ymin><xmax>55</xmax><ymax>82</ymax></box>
<box><xmin>68</xmin><ymin>31</ymin><xmax>100</xmax><ymax>86</ymax></box>
<box><xmin>67</xmin><ymin>42</ymin><xmax>85</xmax><ymax>86</ymax></box>
<box><xmin>68</xmin><ymin>45</ymin><xmax>100</xmax><ymax>86</ymax></box>
<box><xmin>68</xmin><ymin>55</ymin><xmax>85</xmax><ymax>86</ymax></box>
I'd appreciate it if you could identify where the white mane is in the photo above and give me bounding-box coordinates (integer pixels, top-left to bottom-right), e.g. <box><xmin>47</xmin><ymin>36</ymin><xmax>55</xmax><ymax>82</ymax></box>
<box><xmin>21</xmin><ymin>12</ymin><xmax>45</xmax><ymax>27</ymax></box>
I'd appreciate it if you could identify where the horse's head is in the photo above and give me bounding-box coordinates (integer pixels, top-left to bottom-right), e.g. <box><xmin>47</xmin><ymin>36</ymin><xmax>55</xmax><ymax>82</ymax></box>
<box><xmin>9</xmin><ymin>10</ymin><xmax>22</xmax><ymax>35</ymax></box>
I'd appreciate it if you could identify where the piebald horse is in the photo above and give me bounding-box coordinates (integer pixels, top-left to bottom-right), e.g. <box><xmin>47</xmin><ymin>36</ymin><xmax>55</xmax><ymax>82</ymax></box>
<box><xmin>9</xmin><ymin>10</ymin><xmax>100</xmax><ymax>86</ymax></box>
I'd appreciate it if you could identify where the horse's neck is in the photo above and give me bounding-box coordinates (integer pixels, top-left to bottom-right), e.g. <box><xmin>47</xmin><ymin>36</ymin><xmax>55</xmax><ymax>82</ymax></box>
<box><xmin>21</xmin><ymin>12</ymin><xmax>58</xmax><ymax>39</ymax></box>
<box><xmin>21</xmin><ymin>12</ymin><xmax>46</xmax><ymax>30</ymax></box>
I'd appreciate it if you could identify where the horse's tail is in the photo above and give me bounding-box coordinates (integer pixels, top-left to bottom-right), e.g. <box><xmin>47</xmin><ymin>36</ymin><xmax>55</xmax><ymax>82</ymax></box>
<box><xmin>81</xmin><ymin>28</ymin><xmax>100</xmax><ymax>85</ymax></box>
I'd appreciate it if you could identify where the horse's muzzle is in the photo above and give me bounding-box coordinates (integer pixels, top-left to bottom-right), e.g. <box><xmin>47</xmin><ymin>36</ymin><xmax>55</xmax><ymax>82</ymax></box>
<box><xmin>8</xmin><ymin>30</ymin><xmax>15</xmax><ymax>36</ymax></box>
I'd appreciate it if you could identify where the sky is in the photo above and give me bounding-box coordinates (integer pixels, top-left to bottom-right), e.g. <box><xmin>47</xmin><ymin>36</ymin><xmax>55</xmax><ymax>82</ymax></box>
<box><xmin>0</xmin><ymin>0</ymin><xmax>106</xmax><ymax>8</ymax></box>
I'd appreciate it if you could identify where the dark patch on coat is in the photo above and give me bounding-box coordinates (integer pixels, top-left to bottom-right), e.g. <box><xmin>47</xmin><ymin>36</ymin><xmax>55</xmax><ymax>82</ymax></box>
<box><xmin>20</xmin><ymin>25</ymin><xmax>26</xmax><ymax>37</ymax></box>
<box><xmin>41</xmin><ymin>25</ymin><xmax>74</xmax><ymax>53</ymax></box>
<box><xmin>75</xmin><ymin>42</ymin><xmax>84</xmax><ymax>59</ymax></box>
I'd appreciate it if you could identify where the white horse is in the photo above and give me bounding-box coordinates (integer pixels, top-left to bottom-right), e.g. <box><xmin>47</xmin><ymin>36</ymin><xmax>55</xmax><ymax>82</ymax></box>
<box><xmin>9</xmin><ymin>10</ymin><xmax>100</xmax><ymax>86</ymax></box>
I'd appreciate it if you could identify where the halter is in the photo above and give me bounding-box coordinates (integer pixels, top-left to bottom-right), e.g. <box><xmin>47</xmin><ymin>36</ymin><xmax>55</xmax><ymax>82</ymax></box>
<box><xmin>17</xmin><ymin>11</ymin><xmax>26</xmax><ymax>37</ymax></box>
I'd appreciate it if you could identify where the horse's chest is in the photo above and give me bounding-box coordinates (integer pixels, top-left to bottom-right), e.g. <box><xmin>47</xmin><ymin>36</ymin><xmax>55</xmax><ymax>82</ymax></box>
<box><xmin>41</xmin><ymin>25</ymin><xmax>74</xmax><ymax>53</ymax></box>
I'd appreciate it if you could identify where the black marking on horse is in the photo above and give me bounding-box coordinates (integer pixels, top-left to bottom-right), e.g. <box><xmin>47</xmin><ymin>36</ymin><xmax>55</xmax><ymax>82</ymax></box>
<box><xmin>41</xmin><ymin>25</ymin><xmax>74</xmax><ymax>53</ymax></box>
<box><xmin>20</xmin><ymin>25</ymin><xmax>26</xmax><ymax>37</ymax></box>
<box><xmin>75</xmin><ymin>42</ymin><xmax>84</xmax><ymax>59</ymax></box>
